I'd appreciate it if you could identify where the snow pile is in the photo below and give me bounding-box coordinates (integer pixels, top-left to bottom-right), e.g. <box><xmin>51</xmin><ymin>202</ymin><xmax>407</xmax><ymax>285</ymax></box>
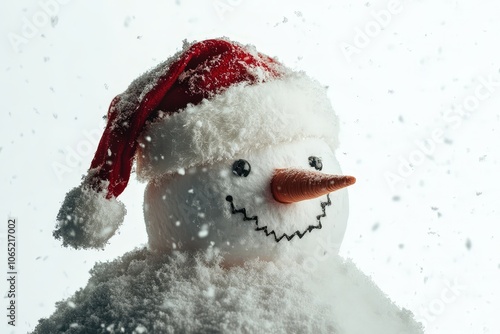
<box><xmin>32</xmin><ymin>248</ymin><xmax>422</xmax><ymax>334</ymax></box>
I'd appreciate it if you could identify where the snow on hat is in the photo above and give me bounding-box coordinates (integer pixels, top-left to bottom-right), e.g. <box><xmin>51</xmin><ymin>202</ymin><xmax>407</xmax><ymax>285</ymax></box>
<box><xmin>54</xmin><ymin>38</ymin><xmax>339</xmax><ymax>249</ymax></box>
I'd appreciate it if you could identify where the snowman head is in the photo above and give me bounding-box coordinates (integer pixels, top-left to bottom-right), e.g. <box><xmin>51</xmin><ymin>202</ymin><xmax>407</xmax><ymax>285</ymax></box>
<box><xmin>142</xmin><ymin>138</ymin><xmax>354</xmax><ymax>264</ymax></box>
<box><xmin>53</xmin><ymin>39</ymin><xmax>355</xmax><ymax>258</ymax></box>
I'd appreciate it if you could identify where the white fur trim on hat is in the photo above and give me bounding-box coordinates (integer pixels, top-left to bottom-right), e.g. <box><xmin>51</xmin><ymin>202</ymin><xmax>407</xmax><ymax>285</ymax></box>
<box><xmin>136</xmin><ymin>72</ymin><xmax>338</xmax><ymax>180</ymax></box>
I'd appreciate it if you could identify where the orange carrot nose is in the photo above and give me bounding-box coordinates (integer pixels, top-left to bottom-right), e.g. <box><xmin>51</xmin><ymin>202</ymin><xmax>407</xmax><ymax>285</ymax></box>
<box><xmin>271</xmin><ymin>168</ymin><xmax>356</xmax><ymax>204</ymax></box>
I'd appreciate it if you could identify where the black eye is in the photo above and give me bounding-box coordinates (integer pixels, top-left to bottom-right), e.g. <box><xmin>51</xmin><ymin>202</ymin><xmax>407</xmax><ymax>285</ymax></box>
<box><xmin>308</xmin><ymin>156</ymin><xmax>323</xmax><ymax>171</ymax></box>
<box><xmin>232</xmin><ymin>159</ymin><xmax>251</xmax><ymax>177</ymax></box>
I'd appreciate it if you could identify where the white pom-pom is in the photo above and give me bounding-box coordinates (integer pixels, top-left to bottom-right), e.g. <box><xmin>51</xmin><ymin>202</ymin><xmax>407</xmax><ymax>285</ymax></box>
<box><xmin>53</xmin><ymin>184</ymin><xmax>126</xmax><ymax>249</ymax></box>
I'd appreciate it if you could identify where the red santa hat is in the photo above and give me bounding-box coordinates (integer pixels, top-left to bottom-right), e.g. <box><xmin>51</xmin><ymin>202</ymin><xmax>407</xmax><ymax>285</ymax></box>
<box><xmin>54</xmin><ymin>38</ymin><xmax>339</xmax><ymax>249</ymax></box>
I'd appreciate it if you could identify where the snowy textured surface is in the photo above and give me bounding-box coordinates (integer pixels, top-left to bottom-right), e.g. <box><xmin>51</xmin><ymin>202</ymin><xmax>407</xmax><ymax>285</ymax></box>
<box><xmin>32</xmin><ymin>248</ymin><xmax>422</xmax><ymax>334</ymax></box>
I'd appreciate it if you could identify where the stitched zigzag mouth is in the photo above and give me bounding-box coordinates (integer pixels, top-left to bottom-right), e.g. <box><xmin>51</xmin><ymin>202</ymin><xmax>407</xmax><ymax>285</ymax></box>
<box><xmin>225</xmin><ymin>194</ymin><xmax>332</xmax><ymax>242</ymax></box>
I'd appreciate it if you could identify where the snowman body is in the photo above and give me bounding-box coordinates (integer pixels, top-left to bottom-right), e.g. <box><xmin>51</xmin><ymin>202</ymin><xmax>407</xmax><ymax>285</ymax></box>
<box><xmin>143</xmin><ymin>138</ymin><xmax>349</xmax><ymax>265</ymax></box>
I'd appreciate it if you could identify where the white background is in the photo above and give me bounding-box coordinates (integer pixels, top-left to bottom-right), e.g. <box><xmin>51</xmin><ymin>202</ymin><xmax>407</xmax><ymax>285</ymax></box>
<box><xmin>1</xmin><ymin>0</ymin><xmax>499</xmax><ymax>333</ymax></box>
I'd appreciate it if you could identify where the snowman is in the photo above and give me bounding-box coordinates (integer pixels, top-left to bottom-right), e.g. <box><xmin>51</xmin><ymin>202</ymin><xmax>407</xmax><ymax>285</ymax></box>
<box><xmin>40</xmin><ymin>39</ymin><xmax>423</xmax><ymax>334</ymax></box>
